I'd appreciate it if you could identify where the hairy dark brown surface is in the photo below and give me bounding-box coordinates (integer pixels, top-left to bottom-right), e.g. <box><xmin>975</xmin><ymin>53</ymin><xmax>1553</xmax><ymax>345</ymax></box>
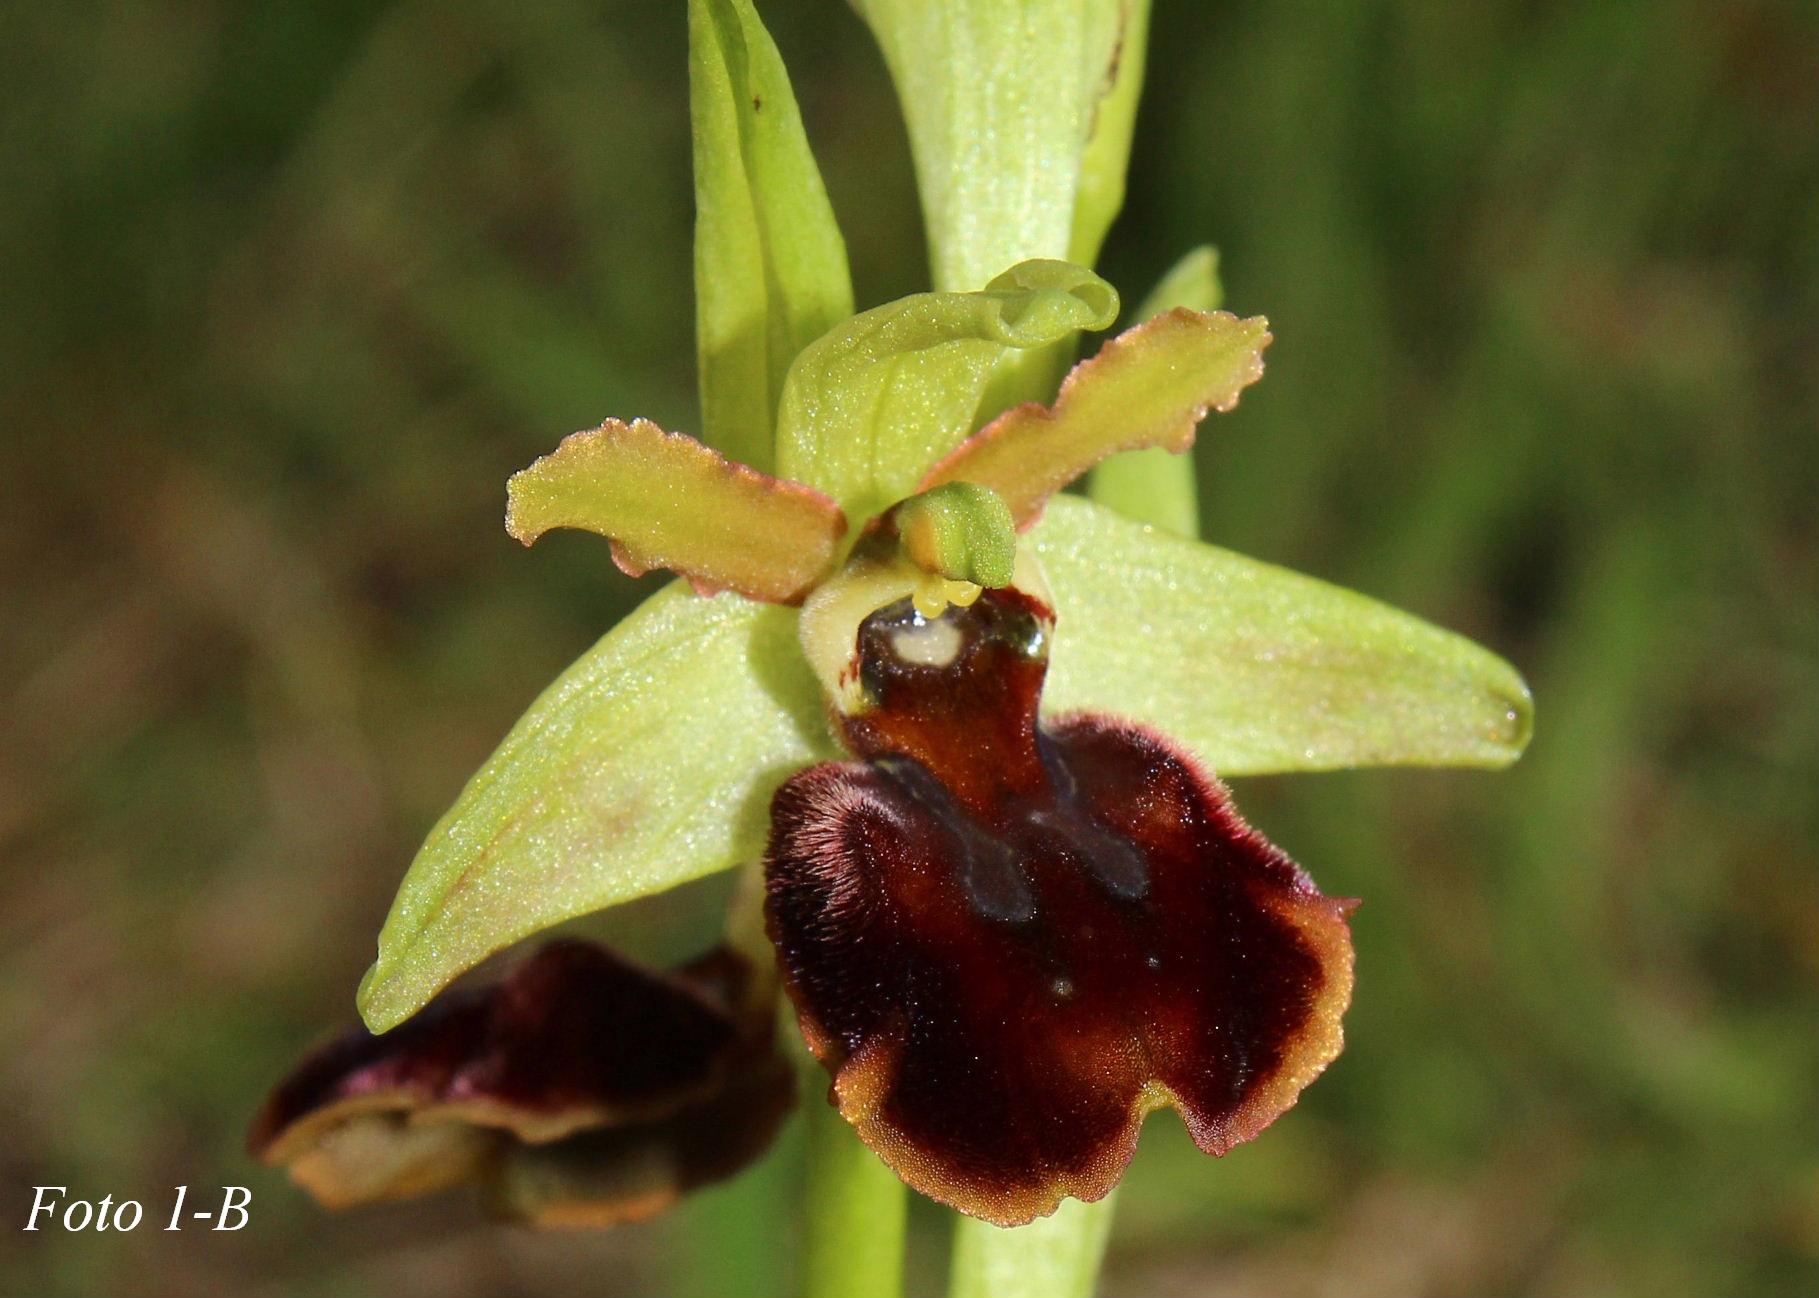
<box><xmin>767</xmin><ymin>591</ymin><xmax>1354</xmax><ymax>1224</ymax></box>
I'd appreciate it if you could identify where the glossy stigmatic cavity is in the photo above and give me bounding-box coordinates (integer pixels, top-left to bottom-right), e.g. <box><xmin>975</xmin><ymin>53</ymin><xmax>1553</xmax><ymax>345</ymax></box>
<box><xmin>765</xmin><ymin>587</ymin><xmax>1356</xmax><ymax>1225</ymax></box>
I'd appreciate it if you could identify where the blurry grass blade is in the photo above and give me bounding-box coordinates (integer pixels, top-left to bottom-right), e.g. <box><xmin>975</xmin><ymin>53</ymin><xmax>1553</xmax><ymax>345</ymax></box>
<box><xmin>1088</xmin><ymin>244</ymin><xmax>1223</xmax><ymax>534</ymax></box>
<box><xmin>924</xmin><ymin>309</ymin><xmax>1269</xmax><ymax>528</ymax></box>
<box><xmin>1132</xmin><ymin>245</ymin><xmax>1223</xmax><ymax>319</ymax></box>
<box><xmin>1068</xmin><ymin>0</ymin><xmax>1153</xmax><ymax>267</ymax></box>
<box><xmin>357</xmin><ymin>583</ymin><xmax>833</xmax><ymax>1032</ymax></box>
<box><xmin>1033</xmin><ymin>497</ymin><xmax>1533</xmax><ymax>773</ymax></box>
<box><xmin>852</xmin><ymin>0</ymin><xmax>1133</xmax><ymax>291</ymax></box>
<box><xmin>691</xmin><ymin>0</ymin><xmax>853</xmax><ymax>472</ymax></box>
<box><xmin>776</xmin><ymin>260</ymin><xmax>1117</xmax><ymax>520</ymax></box>
<box><xmin>507</xmin><ymin>418</ymin><xmax>847</xmax><ymax>604</ymax></box>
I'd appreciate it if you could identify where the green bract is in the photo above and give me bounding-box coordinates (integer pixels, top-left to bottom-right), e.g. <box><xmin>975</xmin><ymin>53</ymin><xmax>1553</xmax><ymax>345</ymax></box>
<box><xmin>1067</xmin><ymin>0</ymin><xmax>1153</xmax><ymax>270</ymax></box>
<box><xmin>690</xmin><ymin>0</ymin><xmax>852</xmax><ymax>472</ymax></box>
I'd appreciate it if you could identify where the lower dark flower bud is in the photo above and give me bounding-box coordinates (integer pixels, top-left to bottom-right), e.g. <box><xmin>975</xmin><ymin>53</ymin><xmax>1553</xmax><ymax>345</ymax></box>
<box><xmin>248</xmin><ymin>940</ymin><xmax>792</xmax><ymax>1227</ymax></box>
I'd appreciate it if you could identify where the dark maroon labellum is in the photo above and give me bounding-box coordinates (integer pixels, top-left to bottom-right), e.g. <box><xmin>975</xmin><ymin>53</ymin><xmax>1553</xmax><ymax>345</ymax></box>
<box><xmin>766</xmin><ymin>588</ymin><xmax>1355</xmax><ymax>1225</ymax></box>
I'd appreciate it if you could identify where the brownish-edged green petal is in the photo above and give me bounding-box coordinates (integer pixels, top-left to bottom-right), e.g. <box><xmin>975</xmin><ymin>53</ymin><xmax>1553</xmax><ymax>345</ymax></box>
<box><xmin>1086</xmin><ymin>244</ymin><xmax>1223</xmax><ymax>536</ymax></box>
<box><xmin>850</xmin><ymin>0</ymin><xmax>1136</xmax><ymax>292</ymax></box>
<box><xmin>507</xmin><ymin>418</ymin><xmax>846</xmax><ymax>604</ymax></box>
<box><xmin>919</xmin><ymin>309</ymin><xmax>1271</xmax><ymax>528</ymax></box>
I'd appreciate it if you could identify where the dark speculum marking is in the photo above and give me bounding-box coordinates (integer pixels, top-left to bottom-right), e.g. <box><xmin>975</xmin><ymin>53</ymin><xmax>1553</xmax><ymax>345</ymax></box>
<box><xmin>766</xmin><ymin>588</ymin><xmax>1355</xmax><ymax>1225</ymax></box>
<box><xmin>249</xmin><ymin>941</ymin><xmax>792</xmax><ymax>1225</ymax></box>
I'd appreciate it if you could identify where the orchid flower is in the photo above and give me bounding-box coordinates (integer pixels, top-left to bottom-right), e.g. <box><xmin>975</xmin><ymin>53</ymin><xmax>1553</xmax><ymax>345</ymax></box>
<box><xmin>255</xmin><ymin>0</ymin><xmax>1530</xmax><ymax>1281</ymax></box>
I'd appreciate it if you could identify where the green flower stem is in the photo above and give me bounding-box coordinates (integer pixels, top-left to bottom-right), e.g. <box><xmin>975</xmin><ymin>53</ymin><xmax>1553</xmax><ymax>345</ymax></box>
<box><xmin>947</xmin><ymin>1192</ymin><xmax>1120</xmax><ymax>1298</ymax></box>
<box><xmin>802</xmin><ymin>1083</ymin><xmax>907</xmax><ymax>1298</ymax></box>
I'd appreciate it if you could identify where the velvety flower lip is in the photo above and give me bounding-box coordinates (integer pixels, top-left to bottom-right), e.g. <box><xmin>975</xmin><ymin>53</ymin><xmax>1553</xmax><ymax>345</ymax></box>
<box><xmin>249</xmin><ymin>941</ymin><xmax>792</xmax><ymax>1227</ymax></box>
<box><xmin>765</xmin><ymin>584</ymin><xmax>1356</xmax><ymax>1226</ymax></box>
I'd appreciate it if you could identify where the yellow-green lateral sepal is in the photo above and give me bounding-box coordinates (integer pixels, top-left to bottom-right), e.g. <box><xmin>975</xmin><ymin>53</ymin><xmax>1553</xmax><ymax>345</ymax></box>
<box><xmin>893</xmin><ymin>482</ymin><xmax>1017</xmax><ymax>589</ymax></box>
<box><xmin>507</xmin><ymin>418</ymin><xmax>846</xmax><ymax>605</ymax></box>
<box><xmin>689</xmin><ymin>0</ymin><xmax>852</xmax><ymax>471</ymax></box>
<box><xmin>1032</xmin><ymin>497</ymin><xmax>1533</xmax><ymax>774</ymax></box>
<box><xmin>774</xmin><ymin>260</ymin><xmax>1118</xmax><ymax>521</ymax></box>
<box><xmin>923</xmin><ymin>308</ymin><xmax>1270</xmax><ymax>529</ymax></box>
<box><xmin>357</xmin><ymin>582</ymin><xmax>834</xmax><ymax>1032</ymax></box>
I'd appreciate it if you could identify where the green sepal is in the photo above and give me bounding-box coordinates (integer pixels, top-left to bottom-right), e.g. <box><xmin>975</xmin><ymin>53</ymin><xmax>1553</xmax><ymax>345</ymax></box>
<box><xmin>1033</xmin><ymin>496</ymin><xmax>1533</xmax><ymax>774</ymax></box>
<box><xmin>690</xmin><ymin>0</ymin><xmax>852</xmax><ymax>472</ymax></box>
<box><xmin>356</xmin><ymin>582</ymin><xmax>834</xmax><ymax>1032</ymax></box>
<box><xmin>775</xmin><ymin>260</ymin><xmax>1118</xmax><ymax>521</ymax></box>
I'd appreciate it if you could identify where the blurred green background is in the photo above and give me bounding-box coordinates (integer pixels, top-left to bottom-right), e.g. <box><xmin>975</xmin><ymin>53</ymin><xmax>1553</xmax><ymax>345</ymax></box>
<box><xmin>3</xmin><ymin>0</ymin><xmax>1816</xmax><ymax>1294</ymax></box>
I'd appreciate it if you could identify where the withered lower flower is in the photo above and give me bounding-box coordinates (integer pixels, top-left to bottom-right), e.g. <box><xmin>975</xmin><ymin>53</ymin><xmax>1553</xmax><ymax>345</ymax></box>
<box><xmin>249</xmin><ymin>941</ymin><xmax>792</xmax><ymax>1227</ymax></box>
<box><xmin>765</xmin><ymin>551</ymin><xmax>1356</xmax><ymax>1225</ymax></box>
